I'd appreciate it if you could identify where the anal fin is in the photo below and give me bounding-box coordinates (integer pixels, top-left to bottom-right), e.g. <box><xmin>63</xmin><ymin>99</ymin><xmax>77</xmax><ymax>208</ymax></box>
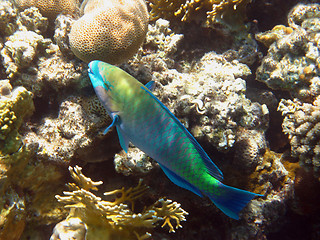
<box><xmin>158</xmin><ymin>163</ymin><xmax>203</xmax><ymax>198</ymax></box>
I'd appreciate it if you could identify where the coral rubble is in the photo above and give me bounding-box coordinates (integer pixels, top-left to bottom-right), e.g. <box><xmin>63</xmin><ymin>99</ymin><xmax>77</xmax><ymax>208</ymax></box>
<box><xmin>52</xmin><ymin>166</ymin><xmax>188</xmax><ymax>239</ymax></box>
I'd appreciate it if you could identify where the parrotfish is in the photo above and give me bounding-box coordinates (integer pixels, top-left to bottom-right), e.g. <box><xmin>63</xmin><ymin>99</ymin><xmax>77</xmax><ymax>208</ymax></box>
<box><xmin>88</xmin><ymin>60</ymin><xmax>262</xmax><ymax>219</ymax></box>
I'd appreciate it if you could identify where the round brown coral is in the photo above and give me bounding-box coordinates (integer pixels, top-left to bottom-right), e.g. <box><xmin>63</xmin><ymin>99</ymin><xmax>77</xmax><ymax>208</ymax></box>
<box><xmin>69</xmin><ymin>0</ymin><xmax>149</xmax><ymax>64</ymax></box>
<box><xmin>13</xmin><ymin>0</ymin><xmax>80</xmax><ymax>19</ymax></box>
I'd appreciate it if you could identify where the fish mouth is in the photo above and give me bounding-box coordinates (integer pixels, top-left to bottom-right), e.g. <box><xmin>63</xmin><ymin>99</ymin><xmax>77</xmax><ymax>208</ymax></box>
<box><xmin>88</xmin><ymin>61</ymin><xmax>94</xmax><ymax>74</ymax></box>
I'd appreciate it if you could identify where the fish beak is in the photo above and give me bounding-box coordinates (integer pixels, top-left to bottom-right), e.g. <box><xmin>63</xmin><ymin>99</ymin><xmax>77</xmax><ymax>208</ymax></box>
<box><xmin>88</xmin><ymin>62</ymin><xmax>93</xmax><ymax>74</ymax></box>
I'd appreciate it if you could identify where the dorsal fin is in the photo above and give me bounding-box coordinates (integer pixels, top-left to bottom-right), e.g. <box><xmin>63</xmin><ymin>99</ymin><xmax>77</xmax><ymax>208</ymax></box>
<box><xmin>141</xmin><ymin>86</ymin><xmax>224</xmax><ymax>181</ymax></box>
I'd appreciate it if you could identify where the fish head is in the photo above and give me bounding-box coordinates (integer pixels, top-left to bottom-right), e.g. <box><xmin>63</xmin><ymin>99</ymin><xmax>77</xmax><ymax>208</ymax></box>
<box><xmin>88</xmin><ymin>60</ymin><xmax>127</xmax><ymax>114</ymax></box>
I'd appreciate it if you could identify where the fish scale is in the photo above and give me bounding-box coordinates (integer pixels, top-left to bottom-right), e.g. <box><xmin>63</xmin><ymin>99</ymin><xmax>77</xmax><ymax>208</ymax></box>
<box><xmin>88</xmin><ymin>60</ymin><xmax>262</xmax><ymax>220</ymax></box>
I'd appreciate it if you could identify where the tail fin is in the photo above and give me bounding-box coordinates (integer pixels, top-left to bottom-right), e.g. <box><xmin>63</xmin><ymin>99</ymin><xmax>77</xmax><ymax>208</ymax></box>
<box><xmin>208</xmin><ymin>182</ymin><xmax>262</xmax><ymax>220</ymax></box>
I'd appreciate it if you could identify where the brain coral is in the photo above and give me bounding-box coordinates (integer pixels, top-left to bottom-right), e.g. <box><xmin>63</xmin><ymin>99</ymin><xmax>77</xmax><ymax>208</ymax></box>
<box><xmin>13</xmin><ymin>0</ymin><xmax>80</xmax><ymax>19</ymax></box>
<box><xmin>69</xmin><ymin>0</ymin><xmax>149</xmax><ymax>64</ymax></box>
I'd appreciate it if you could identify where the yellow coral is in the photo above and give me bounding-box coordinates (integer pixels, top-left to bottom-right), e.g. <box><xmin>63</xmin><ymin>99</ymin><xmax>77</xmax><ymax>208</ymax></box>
<box><xmin>148</xmin><ymin>0</ymin><xmax>251</xmax><ymax>28</ymax></box>
<box><xmin>53</xmin><ymin>166</ymin><xmax>188</xmax><ymax>239</ymax></box>
<box><xmin>13</xmin><ymin>0</ymin><xmax>80</xmax><ymax>19</ymax></box>
<box><xmin>0</xmin><ymin>84</ymin><xmax>34</xmax><ymax>154</ymax></box>
<box><xmin>69</xmin><ymin>0</ymin><xmax>149</xmax><ymax>64</ymax></box>
<box><xmin>256</xmin><ymin>25</ymin><xmax>294</xmax><ymax>48</ymax></box>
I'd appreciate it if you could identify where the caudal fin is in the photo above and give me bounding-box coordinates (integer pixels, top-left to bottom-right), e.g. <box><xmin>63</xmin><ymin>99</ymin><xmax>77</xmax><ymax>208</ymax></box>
<box><xmin>208</xmin><ymin>182</ymin><xmax>262</xmax><ymax>220</ymax></box>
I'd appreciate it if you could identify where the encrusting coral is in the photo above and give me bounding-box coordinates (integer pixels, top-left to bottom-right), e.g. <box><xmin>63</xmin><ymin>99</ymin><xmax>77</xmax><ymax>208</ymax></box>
<box><xmin>256</xmin><ymin>3</ymin><xmax>320</xmax><ymax>101</ymax></box>
<box><xmin>0</xmin><ymin>80</ymin><xmax>34</xmax><ymax>240</ymax></box>
<box><xmin>0</xmin><ymin>80</ymin><xmax>34</xmax><ymax>154</ymax></box>
<box><xmin>51</xmin><ymin>166</ymin><xmax>188</xmax><ymax>240</ymax></box>
<box><xmin>69</xmin><ymin>0</ymin><xmax>149</xmax><ymax>64</ymax></box>
<box><xmin>228</xmin><ymin>149</ymin><xmax>294</xmax><ymax>239</ymax></box>
<box><xmin>148</xmin><ymin>0</ymin><xmax>251</xmax><ymax>29</ymax></box>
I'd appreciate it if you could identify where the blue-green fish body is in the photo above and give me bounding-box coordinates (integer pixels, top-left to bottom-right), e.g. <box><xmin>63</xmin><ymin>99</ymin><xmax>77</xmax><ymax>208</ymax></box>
<box><xmin>88</xmin><ymin>60</ymin><xmax>261</xmax><ymax>219</ymax></box>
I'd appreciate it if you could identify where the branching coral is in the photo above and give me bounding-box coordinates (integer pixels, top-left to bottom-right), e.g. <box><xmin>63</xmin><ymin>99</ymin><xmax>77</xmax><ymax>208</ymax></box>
<box><xmin>148</xmin><ymin>0</ymin><xmax>251</xmax><ymax>29</ymax></box>
<box><xmin>52</xmin><ymin>166</ymin><xmax>188</xmax><ymax>239</ymax></box>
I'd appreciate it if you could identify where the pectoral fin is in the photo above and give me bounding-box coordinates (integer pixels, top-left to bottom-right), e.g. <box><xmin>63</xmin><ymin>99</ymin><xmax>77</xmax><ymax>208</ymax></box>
<box><xmin>102</xmin><ymin>115</ymin><xmax>120</xmax><ymax>135</ymax></box>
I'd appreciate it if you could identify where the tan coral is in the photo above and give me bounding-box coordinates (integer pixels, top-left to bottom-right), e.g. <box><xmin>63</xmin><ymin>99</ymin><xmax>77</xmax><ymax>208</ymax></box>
<box><xmin>69</xmin><ymin>0</ymin><xmax>149</xmax><ymax>64</ymax></box>
<box><xmin>52</xmin><ymin>166</ymin><xmax>188</xmax><ymax>239</ymax></box>
<box><xmin>13</xmin><ymin>0</ymin><xmax>80</xmax><ymax>19</ymax></box>
<box><xmin>148</xmin><ymin>0</ymin><xmax>251</xmax><ymax>29</ymax></box>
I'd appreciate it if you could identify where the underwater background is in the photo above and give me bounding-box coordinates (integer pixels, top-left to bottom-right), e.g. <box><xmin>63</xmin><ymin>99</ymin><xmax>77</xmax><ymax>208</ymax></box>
<box><xmin>1</xmin><ymin>0</ymin><xmax>320</xmax><ymax>239</ymax></box>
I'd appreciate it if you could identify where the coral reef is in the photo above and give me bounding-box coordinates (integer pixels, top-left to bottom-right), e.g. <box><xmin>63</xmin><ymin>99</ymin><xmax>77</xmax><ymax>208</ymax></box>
<box><xmin>278</xmin><ymin>96</ymin><xmax>320</xmax><ymax>179</ymax></box>
<box><xmin>13</xmin><ymin>0</ymin><xmax>80</xmax><ymax>19</ymax></box>
<box><xmin>114</xmin><ymin>147</ymin><xmax>155</xmax><ymax>176</ymax></box>
<box><xmin>0</xmin><ymin>81</ymin><xmax>33</xmax><ymax>240</ymax></box>
<box><xmin>0</xmin><ymin>81</ymin><xmax>34</xmax><ymax>154</ymax></box>
<box><xmin>233</xmin><ymin>128</ymin><xmax>268</xmax><ymax>173</ymax></box>
<box><xmin>1</xmin><ymin>30</ymin><xmax>51</xmax><ymax>79</ymax></box>
<box><xmin>148</xmin><ymin>0</ymin><xmax>251</xmax><ymax>30</ymax></box>
<box><xmin>51</xmin><ymin>166</ymin><xmax>188</xmax><ymax>239</ymax></box>
<box><xmin>23</xmin><ymin>96</ymin><xmax>109</xmax><ymax>163</ymax></box>
<box><xmin>256</xmin><ymin>3</ymin><xmax>320</xmax><ymax>101</ymax></box>
<box><xmin>152</xmin><ymin>51</ymin><xmax>269</xmax><ymax>151</ymax></box>
<box><xmin>0</xmin><ymin>1</ymin><xmax>48</xmax><ymax>37</ymax></box>
<box><xmin>1</xmin><ymin>17</ymin><xmax>87</xmax><ymax>97</ymax></box>
<box><xmin>53</xmin><ymin>14</ymin><xmax>74</xmax><ymax>57</ymax></box>
<box><xmin>0</xmin><ymin>0</ymin><xmax>18</xmax><ymax>36</ymax></box>
<box><xmin>228</xmin><ymin>149</ymin><xmax>294</xmax><ymax>239</ymax></box>
<box><xmin>17</xmin><ymin>7</ymin><xmax>49</xmax><ymax>34</ymax></box>
<box><xmin>69</xmin><ymin>0</ymin><xmax>149</xmax><ymax>64</ymax></box>
<box><xmin>1</xmin><ymin>1</ymin><xmax>319</xmax><ymax>239</ymax></box>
